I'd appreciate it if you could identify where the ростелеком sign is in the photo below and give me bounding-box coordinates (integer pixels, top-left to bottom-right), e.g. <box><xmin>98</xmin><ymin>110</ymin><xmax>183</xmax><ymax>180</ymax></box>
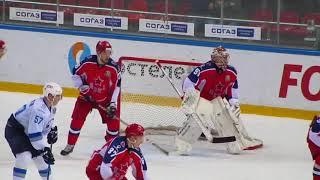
<box><xmin>9</xmin><ymin>7</ymin><xmax>64</xmax><ymax>24</ymax></box>
<box><xmin>139</xmin><ymin>19</ymin><xmax>194</xmax><ymax>36</ymax></box>
<box><xmin>74</xmin><ymin>13</ymin><xmax>128</xmax><ymax>30</ymax></box>
<box><xmin>205</xmin><ymin>24</ymin><xmax>261</xmax><ymax>40</ymax></box>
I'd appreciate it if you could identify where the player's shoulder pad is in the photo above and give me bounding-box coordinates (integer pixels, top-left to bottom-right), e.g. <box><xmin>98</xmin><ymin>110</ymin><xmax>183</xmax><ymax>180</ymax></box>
<box><xmin>130</xmin><ymin>148</ymin><xmax>147</xmax><ymax>169</ymax></box>
<box><xmin>74</xmin><ymin>55</ymin><xmax>97</xmax><ymax>70</ymax></box>
<box><xmin>130</xmin><ymin>147</ymin><xmax>144</xmax><ymax>158</ymax></box>
<box><xmin>82</xmin><ymin>55</ymin><xmax>97</xmax><ymax>63</ymax></box>
<box><xmin>200</xmin><ymin>61</ymin><xmax>215</xmax><ymax>71</ymax></box>
<box><xmin>311</xmin><ymin>117</ymin><xmax>320</xmax><ymax>133</ymax></box>
<box><xmin>109</xmin><ymin>136</ymin><xmax>127</xmax><ymax>152</ymax></box>
<box><xmin>32</xmin><ymin>98</ymin><xmax>48</xmax><ymax>115</ymax></box>
<box><xmin>107</xmin><ymin>58</ymin><xmax>120</xmax><ymax>70</ymax></box>
<box><xmin>227</xmin><ymin>65</ymin><xmax>237</xmax><ymax>74</ymax></box>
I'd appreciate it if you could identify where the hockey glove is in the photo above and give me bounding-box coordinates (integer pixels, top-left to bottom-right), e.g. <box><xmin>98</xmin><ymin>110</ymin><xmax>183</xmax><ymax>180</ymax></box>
<box><xmin>106</xmin><ymin>102</ymin><xmax>117</xmax><ymax>118</ymax></box>
<box><xmin>229</xmin><ymin>98</ymin><xmax>241</xmax><ymax>118</ymax></box>
<box><xmin>47</xmin><ymin>126</ymin><xmax>58</xmax><ymax>144</ymax></box>
<box><xmin>42</xmin><ymin>147</ymin><xmax>55</xmax><ymax>165</ymax></box>
<box><xmin>79</xmin><ymin>85</ymin><xmax>95</xmax><ymax>104</ymax></box>
<box><xmin>181</xmin><ymin>89</ymin><xmax>200</xmax><ymax>115</ymax></box>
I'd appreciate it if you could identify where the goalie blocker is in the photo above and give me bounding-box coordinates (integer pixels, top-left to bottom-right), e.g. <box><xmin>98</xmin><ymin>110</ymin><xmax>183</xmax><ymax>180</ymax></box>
<box><xmin>175</xmin><ymin>89</ymin><xmax>263</xmax><ymax>155</ymax></box>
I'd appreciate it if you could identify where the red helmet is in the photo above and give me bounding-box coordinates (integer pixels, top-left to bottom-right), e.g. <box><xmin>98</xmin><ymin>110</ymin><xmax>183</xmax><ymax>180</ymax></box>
<box><xmin>0</xmin><ymin>40</ymin><xmax>6</xmax><ymax>49</ymax></box>
<box><xmin>125</xmin><ymin>123</ymin><xmax>145</xmax><ymax>137</ymax></box>
<box><xmin>96</xmin><ymin>40</ymin><xmax>112</xmax><ymax>54</ymax></box>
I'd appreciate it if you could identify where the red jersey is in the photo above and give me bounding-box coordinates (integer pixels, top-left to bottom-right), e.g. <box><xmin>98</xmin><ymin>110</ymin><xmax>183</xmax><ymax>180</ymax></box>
<box><xmin>86</xmin><ymin>136</ymin><xmax>147</xmax><ymax>180</ymax></box>
<box><xmin>308</xmin><ymin>117</ymin><xmax>320</xmax><ymax>160</ymax></box>
<box><xmin>187</xmin><ymin>61</ymin><xmax>238</xmax><ymax>101</ymax></box>
<box><xmin>73</xmin><ymin>55</ymin><xmax>121</xmax><ymax>103</ymax></box>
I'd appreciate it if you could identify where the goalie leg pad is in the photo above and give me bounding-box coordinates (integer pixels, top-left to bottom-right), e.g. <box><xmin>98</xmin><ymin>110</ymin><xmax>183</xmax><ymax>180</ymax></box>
<box><xmin>177</xmin><ymin>115</ymin><xmax>203</xmax><ymax>144</ymax></box>
<box><xmin>175</xmin><ymin>115</ymin><xmax>203</xmax><ymax>154</ymax></box>
<box><xmin>221</xmin><ymin>98</ymin><xmax>263</xmax><ymax>150</ymax></box>
<box><xmin>197</xmin><ymin>97</ymin><xmax>242</xmax><ymax>154</ymax></box>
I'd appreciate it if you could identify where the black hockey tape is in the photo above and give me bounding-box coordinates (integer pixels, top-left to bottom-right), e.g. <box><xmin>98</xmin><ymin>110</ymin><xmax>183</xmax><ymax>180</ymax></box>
<box><xmin>211</xmin><ymin>136</ymin><xmax>236</xmax><ymax>143</ymax></box>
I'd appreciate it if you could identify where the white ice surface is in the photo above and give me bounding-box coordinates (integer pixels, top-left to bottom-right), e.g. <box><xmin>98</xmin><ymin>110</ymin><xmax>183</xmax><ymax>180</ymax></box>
<box><xmin>0</xmin><ymin>91</ymin><xmax>313</xmax><ymax>180</ymax></box>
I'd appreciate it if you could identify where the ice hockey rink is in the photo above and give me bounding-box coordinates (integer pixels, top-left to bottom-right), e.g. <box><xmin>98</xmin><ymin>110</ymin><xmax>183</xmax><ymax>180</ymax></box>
<box><xmin>0</xmin><ymin>91</ymin><xmax>312</xmax><ymax>180</ymax></box>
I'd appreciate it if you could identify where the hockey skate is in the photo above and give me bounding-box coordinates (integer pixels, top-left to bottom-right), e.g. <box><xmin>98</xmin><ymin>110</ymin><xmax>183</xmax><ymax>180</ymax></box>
<box><xmin>60</xmin><ymin>144</ymin><xmax>75</xmax><ymax>156</ymax></box>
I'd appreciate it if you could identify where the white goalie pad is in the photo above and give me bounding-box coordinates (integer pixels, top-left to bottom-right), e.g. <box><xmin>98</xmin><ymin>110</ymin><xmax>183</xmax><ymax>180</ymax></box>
<box><xmin>175</xmin><ymin>114</ymin><xmax>203</xmax><ymax>154</ymax></box>
<box><xmin>175</xmin><ymin>89</ymin><xmax>203</xmax><ymax>154</ymax></box>
<box><xmin>208</xmin><ymin>97</ymin><xmax>263</xmax><ymax>151</ymax></box>
<box><xmin>221</xmin><ymin>98</ymin><xmax>263</xmax><ymax>150</ymax></box>
<box><xmin>177</xmin><ymin>91</ymin><xmax>241</xmax><ymax>154</ymax></box>
<box><xmin>197</xmin><ymin>97</ymin><xmax>242</xmax><ymax>154</ymax></box>
<box><xmin>175</xmin><ymin>94</ymin><xmax>263</xmax><ymax>155</ymax></box>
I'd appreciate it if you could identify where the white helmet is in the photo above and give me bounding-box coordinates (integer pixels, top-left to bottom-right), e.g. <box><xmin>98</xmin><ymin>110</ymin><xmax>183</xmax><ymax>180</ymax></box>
<box><xmin>43</xmin><ymin>82</ymin><xmax>63</xmax><ymax>97</ymax></box>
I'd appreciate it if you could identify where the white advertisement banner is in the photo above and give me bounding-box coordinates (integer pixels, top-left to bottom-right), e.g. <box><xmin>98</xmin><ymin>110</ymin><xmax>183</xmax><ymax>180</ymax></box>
<box><xmin>0</xmin><ymin>29</ymin><xmax>318</xmax><ymax>111</ymax></box>
<box><xmin>139</xmin><ymin>19</ymin><xmax>194</xmax><ymax>36</ymax></box>
<box><xmin>9</xmin><ymin>7</ymin><xmax>64</xmax><ymax>24</ymax></box>
<box><xmin>73</xmin><ymin>13</ymin><xmax>128</xmax><ymax>30</ymax></box>
<box><xmin>205</xmin><ymin>24</ymin><xmax>261</xmax><ymax>40</ymax></box>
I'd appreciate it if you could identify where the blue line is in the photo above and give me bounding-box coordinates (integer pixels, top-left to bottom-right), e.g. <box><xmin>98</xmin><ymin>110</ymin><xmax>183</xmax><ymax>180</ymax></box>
<box><xmin>0</xmin><ymin>23</ymin><xmax>319</xmax><ymax>56</ymax></box>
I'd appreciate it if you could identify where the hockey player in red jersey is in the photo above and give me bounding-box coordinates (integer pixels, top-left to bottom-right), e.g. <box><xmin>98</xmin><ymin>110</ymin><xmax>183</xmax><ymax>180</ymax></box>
<box><xmin>61</xmin><ymin>40</ymin><xmax>121</xmax><ymax>156</ymax></box>
<box><xmin>183</xmin><ymin>46</ymin><xmax>240</xmax><ymax>113</ymax></box>
<box><xmin>308</xmin><ymin>115</ymin><xmax>320</xmax><ymax>180</ymax></box>
<box><xmin>0</xmin><ymin>40</ymin><xmax>7</xmax><ymax>59</ymax></box>
<box><xmin>177</xmin><ymin>46</ymin><xmax>262</xmax><ymax>154</ymax></box>
<box><xmin>86</xmin><ymin>123</ymin><xmax>148</xmax><ymax>180</ymax></box>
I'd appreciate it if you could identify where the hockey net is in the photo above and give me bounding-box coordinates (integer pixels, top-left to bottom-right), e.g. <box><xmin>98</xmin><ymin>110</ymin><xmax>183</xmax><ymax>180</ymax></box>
<box><xmin>119</xmin><ymin>56</ymin><xmax>201</xmax><ymax>135</ymax></box>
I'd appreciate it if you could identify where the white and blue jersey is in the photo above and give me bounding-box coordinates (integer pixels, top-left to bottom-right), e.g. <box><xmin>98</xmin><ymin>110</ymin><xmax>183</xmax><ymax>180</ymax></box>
<box><xmin>13</xmin><ymin>98</ymin><xmax>55</xmax><ymax>150</ymax></box>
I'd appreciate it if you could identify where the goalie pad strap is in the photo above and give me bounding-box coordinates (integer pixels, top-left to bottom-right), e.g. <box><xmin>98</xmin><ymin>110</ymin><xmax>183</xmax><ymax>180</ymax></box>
<box><xmin>211</xmin><ymin>136</ymin><xmax>236</xmax><ymax>143</ymax></box>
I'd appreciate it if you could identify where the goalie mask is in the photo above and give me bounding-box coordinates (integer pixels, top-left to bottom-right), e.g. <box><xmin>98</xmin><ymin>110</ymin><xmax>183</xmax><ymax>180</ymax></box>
<box><xmin>211</xmin><ymin>46</ymin><xmax>230</xmax><ymax>72</ymax></box>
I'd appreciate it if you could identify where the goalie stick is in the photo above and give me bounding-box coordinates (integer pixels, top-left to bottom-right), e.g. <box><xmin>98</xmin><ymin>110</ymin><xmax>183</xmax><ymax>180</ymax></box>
<box><xmin>155</xmin><ymin>60</ymin><xmax>183</xmax><ymax>99</ymax></box>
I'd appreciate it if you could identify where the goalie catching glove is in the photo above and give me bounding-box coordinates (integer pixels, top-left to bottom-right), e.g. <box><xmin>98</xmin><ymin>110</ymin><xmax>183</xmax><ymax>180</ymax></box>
<box><xmin>181</xmin><ymin>88</ymin><xmax>201</xmax><ymax>115</ymax></box>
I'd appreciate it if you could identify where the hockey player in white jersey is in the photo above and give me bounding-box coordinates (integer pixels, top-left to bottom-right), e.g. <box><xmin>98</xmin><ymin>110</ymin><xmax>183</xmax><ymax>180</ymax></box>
<box><xmin>5</xmin><ymin>82</ymin><xmax>62</xmax><ymax>180</ymax></box>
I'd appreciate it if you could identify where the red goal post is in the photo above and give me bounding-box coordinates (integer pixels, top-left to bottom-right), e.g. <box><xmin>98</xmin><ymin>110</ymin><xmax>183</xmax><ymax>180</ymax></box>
<box><xmin>118</xmin><ymin>56</ymin><xmax>202</xmax><ymax>132</ymax></box>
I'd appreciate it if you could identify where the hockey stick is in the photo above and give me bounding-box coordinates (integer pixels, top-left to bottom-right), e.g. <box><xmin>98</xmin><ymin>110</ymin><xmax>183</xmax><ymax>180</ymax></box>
<box><xmin>47</xmin><ymin>144</ymin><xmax>52</xmax><ymax>180</ymax></box>
<box><xmin>155</xmin><ymin>60</ymin><xmax>183</xmax><ymax>98</ymax></box>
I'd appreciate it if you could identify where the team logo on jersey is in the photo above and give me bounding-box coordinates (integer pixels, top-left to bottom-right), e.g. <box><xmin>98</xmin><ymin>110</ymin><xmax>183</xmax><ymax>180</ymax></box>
<box><xmin>120</xmin><ymin>141</ymin><xmax>125</xmax><ymax>148</ymax></box>
<box><xmin>225</xmin><ymin>75</ymin><xmax>230</xmax><ymax>82</ymax></box>
<box><xmin>105</xmin><ymin>71</ymin><xmax>111</xmax><ymax>78</ymax></box>
<box><xmin>94</xmin><ymin>76</ymin><xmax>104</xmax><ymax>87</ymax></box>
